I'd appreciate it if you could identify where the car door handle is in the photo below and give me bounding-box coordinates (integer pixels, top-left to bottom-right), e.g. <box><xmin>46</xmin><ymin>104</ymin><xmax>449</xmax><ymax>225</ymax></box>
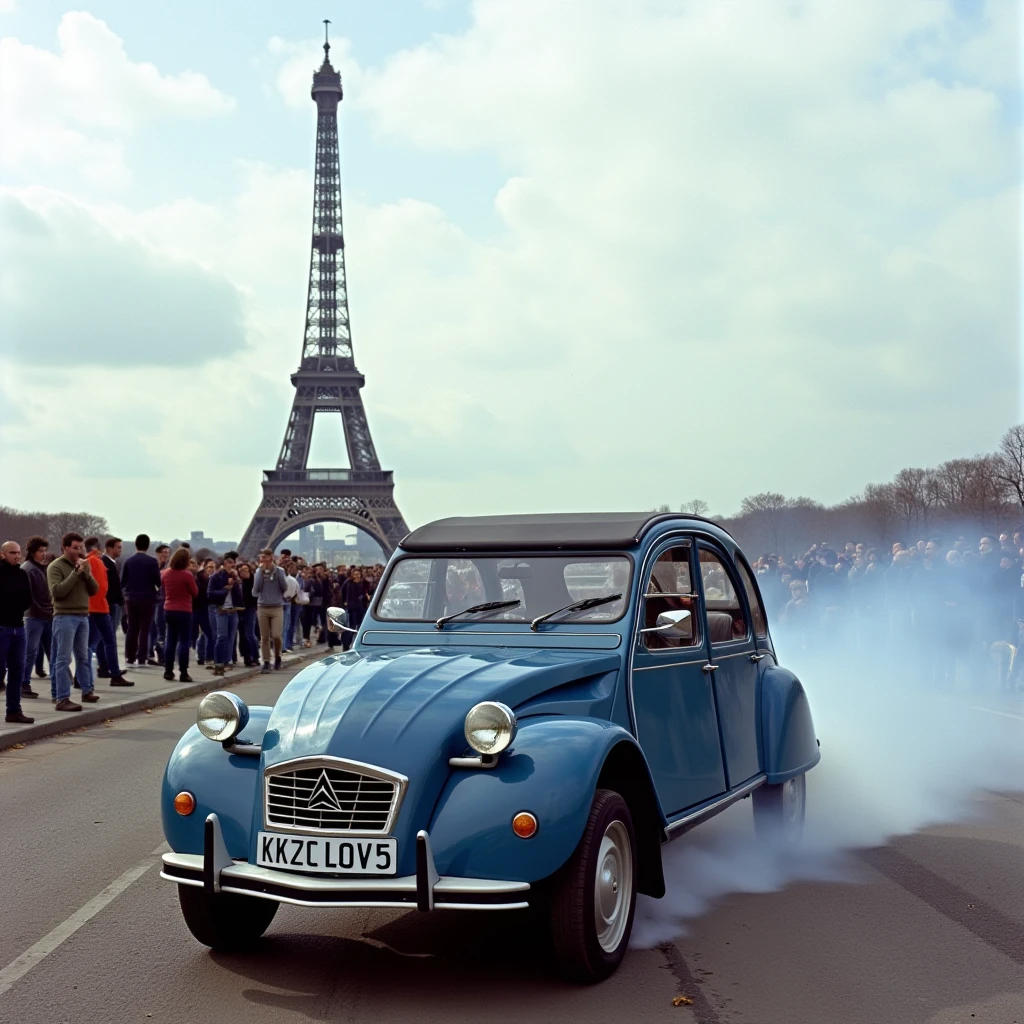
<box><xmin>702</xmin><ymin>663</ymin><xmax>718</xmax><ymax>673</ymax></box>
<box><xmin>750</xmin><ymin>653</ymin><xmax>765</xmax><ymax>663</ymax></box>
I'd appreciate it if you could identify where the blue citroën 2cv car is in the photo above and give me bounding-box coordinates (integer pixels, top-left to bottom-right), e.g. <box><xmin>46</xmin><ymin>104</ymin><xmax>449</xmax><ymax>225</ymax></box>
<box><xmin>160</xmin><ymin>512</ymin><xmax>819</xmax><ymax>981</ymax></box>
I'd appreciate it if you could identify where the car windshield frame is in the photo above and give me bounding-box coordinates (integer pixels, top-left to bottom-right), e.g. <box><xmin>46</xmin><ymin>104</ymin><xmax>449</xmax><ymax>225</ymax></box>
<box><xmin>371</xmin><ymin>551</ymin><xmax>635</xmax><ymax>626</ymax></box>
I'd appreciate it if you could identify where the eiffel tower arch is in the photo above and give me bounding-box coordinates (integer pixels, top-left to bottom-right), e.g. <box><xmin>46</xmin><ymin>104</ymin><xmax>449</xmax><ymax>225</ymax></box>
<box><xmin>239</xmin><ymin>24</ymin><xmax>408</xmax><ymax>559</ymax></box>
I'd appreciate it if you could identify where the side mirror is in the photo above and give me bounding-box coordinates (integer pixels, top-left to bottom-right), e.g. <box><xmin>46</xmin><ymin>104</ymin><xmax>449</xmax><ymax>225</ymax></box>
<box><xmin>326</xmin><ymin>606</ymin><xmax>358</xmax><ymax>633</ymax></box>
<box><xmin>639</xmin><ymin>608</ymin><xmax>692</xmax><ymax>636</ymax></box>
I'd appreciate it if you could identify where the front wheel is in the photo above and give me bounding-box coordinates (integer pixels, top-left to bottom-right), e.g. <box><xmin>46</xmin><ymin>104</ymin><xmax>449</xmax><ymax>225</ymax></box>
<box><xmin>753</xmin><ymin>773</ymin><xmax>806</xmax><ymax>845</ymax></box>
<box><xmin>548</xmin><ymin>789</ymin><xmax>637</xmax><ymax>983</ymax></box>
<box><xmin>178</xmin><ymin>885</ymin><xmax>279</xmax><ymax>951</ymax></box>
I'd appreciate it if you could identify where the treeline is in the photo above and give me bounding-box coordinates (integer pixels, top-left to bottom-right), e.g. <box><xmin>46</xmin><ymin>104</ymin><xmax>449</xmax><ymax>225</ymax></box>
<box><xmin>659</xmin><ymin>424</ymin><xmax>1024</xmax><ymax>557</ymax></box>
<box><xmin>0</xmin><ymin>506</ymin><xmax>110</xmax><ymax>549</ymax></box>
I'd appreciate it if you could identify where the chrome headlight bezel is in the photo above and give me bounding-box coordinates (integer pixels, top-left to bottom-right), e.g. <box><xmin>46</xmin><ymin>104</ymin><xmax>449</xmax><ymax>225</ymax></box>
<box><xmin>464</xmin><ymin>701</ymin><xmax>517</xmax><ymax>756</ymax></box>
<box><xmin>197</xmin><ymin>690</ymin><xmax>249</xmax><ymax>743</ymax></box>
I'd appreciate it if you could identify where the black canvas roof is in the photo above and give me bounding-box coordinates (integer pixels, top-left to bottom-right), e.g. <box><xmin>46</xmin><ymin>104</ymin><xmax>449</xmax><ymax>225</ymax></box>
<box><xmin>400</xmin><ymin>512</ymin><xmax>688</xmax><ymax>552</ymax></box>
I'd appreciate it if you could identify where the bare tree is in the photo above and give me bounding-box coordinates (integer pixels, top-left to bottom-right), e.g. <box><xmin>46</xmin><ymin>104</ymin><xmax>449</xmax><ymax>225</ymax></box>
<box><xmin>680</xmin><ymin>499</ymin><xmax>710</xmax><ymax>517</ymax></box>
<box><xmin>996</xmin><ymin>424</ymin><xmax>1024</xmax><ymax>511</ymax></box>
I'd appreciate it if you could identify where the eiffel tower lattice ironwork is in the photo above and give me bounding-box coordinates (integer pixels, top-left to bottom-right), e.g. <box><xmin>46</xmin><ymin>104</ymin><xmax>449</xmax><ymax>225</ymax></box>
<box><xmin>239</xmin><ymin>23</ymin><xmax>408</xmax><ymax>559</ymax></box>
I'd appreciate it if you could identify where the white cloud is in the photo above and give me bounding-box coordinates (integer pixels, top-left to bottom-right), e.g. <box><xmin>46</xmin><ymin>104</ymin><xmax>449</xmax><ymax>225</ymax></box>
<box><xmin>0</xmin><ymin>187</ymin><xmax>247</xmax><ymax>366</ymax></box>
<box><xmin>0</xmin><ymin>12</ymin><xmax>235</xmax><ymax>184</ymax></box>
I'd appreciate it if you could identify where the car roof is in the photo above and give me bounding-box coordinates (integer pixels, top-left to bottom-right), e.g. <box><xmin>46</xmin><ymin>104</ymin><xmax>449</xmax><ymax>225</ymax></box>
<box><xmin>400</xmin><ymin>512</ymin><xmax>730</xmax><ymax>553</ymax></box>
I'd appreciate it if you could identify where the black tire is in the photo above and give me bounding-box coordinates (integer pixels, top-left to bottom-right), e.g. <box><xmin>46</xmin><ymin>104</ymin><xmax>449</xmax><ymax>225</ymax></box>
<box><xmin>548</xmin><ymin>789</ymin><xmax>637</xmax><ymax>983</ymax></box>
<box><xmin>753</xmin><ymin>772</ymin><xmax>806</xmax><ymax>845</ymax></box>
<box><xmin>177</xmin><ymin>885</ymin><xmax>279</xmax><ymax>952</ymax></box>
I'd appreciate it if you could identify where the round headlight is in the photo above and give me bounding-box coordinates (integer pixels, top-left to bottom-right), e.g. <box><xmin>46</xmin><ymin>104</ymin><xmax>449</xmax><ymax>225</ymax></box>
<box><xmin>464</xmin><ymin>701</ymin><xmax>517</xmax><ymax>755</ymax></box>
<box><xmin>197</xmin><ymin>691</ymin><xmax>249</xmax><ymax>743</ymax></box>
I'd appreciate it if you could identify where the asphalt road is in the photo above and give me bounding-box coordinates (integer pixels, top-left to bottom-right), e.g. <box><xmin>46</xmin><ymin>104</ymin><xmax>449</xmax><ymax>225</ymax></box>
<box><xmin>0</xmin><ymin>665</ymin><xmax>1021</xmax><ymax>1024</ymax></box>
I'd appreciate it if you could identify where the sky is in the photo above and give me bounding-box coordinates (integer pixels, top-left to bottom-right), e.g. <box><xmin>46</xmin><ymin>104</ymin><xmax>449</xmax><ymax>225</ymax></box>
<box><xmin>0</xmin><ymin>0</ymin><xmax>1020</xmax><ymax>544</ymax></box>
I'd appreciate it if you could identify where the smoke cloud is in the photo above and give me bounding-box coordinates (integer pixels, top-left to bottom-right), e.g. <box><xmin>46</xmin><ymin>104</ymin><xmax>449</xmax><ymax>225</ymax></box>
<box><xmin>631</xmin><ymin>625</ymin><xmax>1024</xmax><ymax>947</ymax></box>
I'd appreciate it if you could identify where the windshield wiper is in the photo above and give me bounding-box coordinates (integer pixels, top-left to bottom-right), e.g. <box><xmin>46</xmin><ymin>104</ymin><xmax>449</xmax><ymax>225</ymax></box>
<box><xmin>435</xmin><ymin>599</ymin><xmax>521</xmax><ymax>629</ymax></box>
<box><xmin>530</xmin><ymin>594</ymin><xmax>623</xmax><ymax>631</ymax></box>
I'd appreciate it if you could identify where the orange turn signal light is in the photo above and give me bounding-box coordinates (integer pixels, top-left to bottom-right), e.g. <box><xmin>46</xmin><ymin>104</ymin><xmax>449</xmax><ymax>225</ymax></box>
<box><xmin>512</xmin><ymin>811</ymin><xmax>538</xmax><ymax>839</ymax></box>
<box><xmin>174</xmin><ymin>791</ymin><xmax>196</xmax><ymax>816</ymax></box>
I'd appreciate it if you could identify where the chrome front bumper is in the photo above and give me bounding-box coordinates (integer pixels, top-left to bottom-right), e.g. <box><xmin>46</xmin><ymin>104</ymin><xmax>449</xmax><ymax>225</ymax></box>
<box><xmin>160</xmin><ymin>814</ymin><xmax>530</xmax><ymax>912</ymax></box>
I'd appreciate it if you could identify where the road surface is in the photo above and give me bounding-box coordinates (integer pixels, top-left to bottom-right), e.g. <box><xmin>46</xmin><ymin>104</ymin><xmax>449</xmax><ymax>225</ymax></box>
<box><xmin>1</xmin><ymin>665</ymin><xmax>1021</xmax><ymax>1023</ymax></box>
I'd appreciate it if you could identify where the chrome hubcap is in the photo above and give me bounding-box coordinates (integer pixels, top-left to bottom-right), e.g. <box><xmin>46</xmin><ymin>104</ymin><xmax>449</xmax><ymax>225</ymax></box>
<box><xmin>594</xmin><ymin>820</ymin><xmax>633</xmax><ymax>953</ymax></box>
<box><xmin>781</xmin><ymin>775</ymin><xmax>806</xmax><ymax>839</ymax></box>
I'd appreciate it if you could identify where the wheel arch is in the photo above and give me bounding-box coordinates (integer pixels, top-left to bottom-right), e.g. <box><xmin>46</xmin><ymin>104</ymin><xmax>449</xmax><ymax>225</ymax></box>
<box><xmin>760</xmin><ymin>665</ymin><xmax>820</xmax><ymax>783</ymax></box>
<box><xmin>596</xmin><ymin>740</ymin><xmax>666</xmax><ymax>898</ymax></box>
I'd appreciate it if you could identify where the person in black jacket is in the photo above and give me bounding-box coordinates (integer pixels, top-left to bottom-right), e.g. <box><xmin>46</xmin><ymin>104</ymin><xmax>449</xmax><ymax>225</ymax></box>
<box><xmin>96</xmin><ymin>537</ymin><xmax>124</xmax><ymax>676</ymax></box>
<box><xmin>121</xmin><ymin>533</ymin><xmax>162</xmax><ymax>667</ymax></box>
<box><xmin>339</xmin><ymin>567</ymin><xmax>372</xmax><ymax>652</ymax></box>
<box><xmin>1</xmin><ymin>540</ymin><xmax>34</xmax><ymax>723</ymax></box>
<box><xmin>207</xmin><ymin>552</ymin><xmax>243</xmax><ymax>675</ymax></box>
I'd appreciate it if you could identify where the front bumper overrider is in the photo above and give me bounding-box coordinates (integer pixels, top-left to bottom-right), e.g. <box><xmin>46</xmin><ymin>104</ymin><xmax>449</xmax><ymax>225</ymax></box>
<box><xmin>160</xmin><ymin>814</ymin><xmax>530</xmax><ymax>912</ymax></box>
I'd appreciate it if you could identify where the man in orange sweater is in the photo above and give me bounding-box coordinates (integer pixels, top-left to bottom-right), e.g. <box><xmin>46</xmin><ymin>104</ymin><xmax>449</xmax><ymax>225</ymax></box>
<box><xmin>86</xmin><ymin>537</ymin><xmax>133</xmax><ymax>689</ymax></box>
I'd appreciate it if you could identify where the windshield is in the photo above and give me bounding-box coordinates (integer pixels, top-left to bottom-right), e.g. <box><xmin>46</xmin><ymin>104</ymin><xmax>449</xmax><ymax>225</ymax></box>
<box><xmin>374</xmin><ymin>555</ymin><xmax>632</xmax><ymax>624</ymax></box>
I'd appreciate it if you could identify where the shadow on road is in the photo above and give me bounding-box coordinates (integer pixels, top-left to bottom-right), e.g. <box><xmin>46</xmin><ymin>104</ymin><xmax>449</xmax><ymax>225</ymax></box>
<box><xmin>210</xmin><ymin>908</ymin><xmax>583</xmax><ymax>1020</ymax></box>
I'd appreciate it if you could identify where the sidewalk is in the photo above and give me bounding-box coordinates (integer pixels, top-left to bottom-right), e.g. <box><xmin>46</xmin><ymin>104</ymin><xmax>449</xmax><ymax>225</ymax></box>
<box><xmin>0</xmin><ymin>649</ymin><xmax>321</xmax><ymax>752</ymax></box>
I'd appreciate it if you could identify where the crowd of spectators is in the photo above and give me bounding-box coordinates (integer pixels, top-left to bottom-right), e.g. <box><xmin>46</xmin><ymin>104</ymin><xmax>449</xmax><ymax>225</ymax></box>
<box><xmin>752</xmin><ymin>531</ymin><xmax>1024</xmax><ymax>691</ymax></box>
<box><xmin>0</xmin><ymin>530</ymin><xmax>384</xmax><ymax>725</ymax></box>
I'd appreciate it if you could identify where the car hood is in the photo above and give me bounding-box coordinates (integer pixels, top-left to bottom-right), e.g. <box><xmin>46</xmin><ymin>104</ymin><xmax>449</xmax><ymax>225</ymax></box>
<box><xmin>263</xmin><ymin>646</ymin><xmax>621</xmax><ymax>770</ymax></box>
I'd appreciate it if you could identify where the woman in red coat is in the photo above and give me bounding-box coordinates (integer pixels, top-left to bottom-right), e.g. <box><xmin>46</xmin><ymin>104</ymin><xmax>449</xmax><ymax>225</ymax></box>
<box><xmin>162</xmin><ymin>547</ymin><xmax>199</xmax><ymax>682</ymax></box>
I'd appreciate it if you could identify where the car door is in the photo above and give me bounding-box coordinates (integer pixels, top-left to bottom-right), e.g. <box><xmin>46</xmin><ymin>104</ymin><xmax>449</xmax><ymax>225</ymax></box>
<box><xmin>631</xmin><ymin>539</ymin><xmax>727</xmax><ymax>816</ymax></box>
<box><xmin>698</xmin><ymin>544</ymin><xmax>760</xmax><ymax>788</ymax></box>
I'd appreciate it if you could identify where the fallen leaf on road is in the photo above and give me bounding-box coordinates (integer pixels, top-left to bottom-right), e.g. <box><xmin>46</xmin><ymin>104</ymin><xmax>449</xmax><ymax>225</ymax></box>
<box><xmin>10</xmin><ymin>743</ymin><xmax>26</xmax><ymax>750</ymax></box>
<box><xmin>145</xmin><ymin>709</ymin><xmax>153</xmax><ymax>714</ymax></box>
<box><xmin>672</xmin><ymin>996</ymin><xmax>694</xmax><ymax>1007</ymax></box>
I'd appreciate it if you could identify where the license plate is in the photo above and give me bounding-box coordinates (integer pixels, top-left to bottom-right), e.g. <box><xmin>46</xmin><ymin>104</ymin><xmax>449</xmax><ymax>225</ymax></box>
<box><xmin>257</xmin><ymin>832</ymin><xmax>397</xmax><ymax>875</ymax></box>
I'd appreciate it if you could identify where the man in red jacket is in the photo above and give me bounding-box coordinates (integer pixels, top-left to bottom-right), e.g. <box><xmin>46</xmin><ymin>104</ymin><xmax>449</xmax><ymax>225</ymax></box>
<box><xmin>86</xmin><ymin>537</ymin><xmax>133</xmax><ymax>688</ymax></box>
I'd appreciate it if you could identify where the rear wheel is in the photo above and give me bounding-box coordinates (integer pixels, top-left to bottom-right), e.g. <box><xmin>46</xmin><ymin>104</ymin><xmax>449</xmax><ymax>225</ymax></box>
<box><xmin>177</xmin><ymin>885</ymin><xmax>278</xmax><ymax>951</ymax></box>
<box><xmin>549</xmin><ymin>789</ymin><xmax>637</xmax><ymax>983</ymax></box>
<box><xmin>753</xmin><ymin>773</ymin><xmax>806</xmax><ymax>844</ymax></box>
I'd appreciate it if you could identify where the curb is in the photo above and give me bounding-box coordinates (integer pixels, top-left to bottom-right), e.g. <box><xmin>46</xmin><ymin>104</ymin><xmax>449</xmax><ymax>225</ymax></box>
<box><xmin>0</xmin><ymin>651</ymin><xmax>322</xmax><ymax>753</ymax></box>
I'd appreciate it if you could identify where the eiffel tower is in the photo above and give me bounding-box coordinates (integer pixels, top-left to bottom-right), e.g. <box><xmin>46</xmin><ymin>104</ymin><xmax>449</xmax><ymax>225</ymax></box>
<box><xmin>239</xmin><ymin>23</ymin><xmax>408</xmax><ymax>559</ymax></box>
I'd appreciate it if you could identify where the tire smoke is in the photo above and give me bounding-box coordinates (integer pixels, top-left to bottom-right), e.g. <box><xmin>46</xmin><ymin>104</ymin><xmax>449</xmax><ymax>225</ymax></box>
<box><xmin>630</xmin><ymin>628</ymin><xmax>1024</xmax><ymax>947</ymax></box>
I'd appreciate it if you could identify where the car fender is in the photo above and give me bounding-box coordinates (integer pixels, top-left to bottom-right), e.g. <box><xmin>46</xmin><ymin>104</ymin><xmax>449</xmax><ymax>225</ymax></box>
<box><xmin>160</xmin><ymin>706</ymin><xmax>273</xmax><ymax>858</ymax></box>
<box><xmin>427</xmin><ymin>716</ymin><xmax>667</xmax><ymax>893</ymax></box>
<box><xmin>760</xmin><ymin>665</ymin><xmax>820</xmax><ymax>783</ymax></box>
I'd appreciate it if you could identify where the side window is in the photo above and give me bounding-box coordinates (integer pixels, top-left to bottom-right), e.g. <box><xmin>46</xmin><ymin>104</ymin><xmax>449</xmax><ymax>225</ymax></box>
<box><xmin>736</xmin><ymin>559</ymin><xmax>768</xmax><ymax>638</ymax></box>
<box><xmin>643</xmin><ymin>545</ymin><xmax>699</xmax><ymax>650</ymax></box>
<box><xmin>698</xmin><ymin>548</ymin><xmax>748</xmax><ymax>644</ymax></box>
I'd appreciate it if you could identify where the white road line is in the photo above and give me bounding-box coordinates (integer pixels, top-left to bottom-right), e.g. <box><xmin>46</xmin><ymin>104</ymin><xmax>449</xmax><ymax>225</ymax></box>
<box><xmin>968</xmin><ymin>705</ymin><xmax>1024</xmax><ymax>722</ymax></box>
<box><xmin>0</xmin><ymin>842</ymin><xmax>168</xmax><ymax>999</ymax></box>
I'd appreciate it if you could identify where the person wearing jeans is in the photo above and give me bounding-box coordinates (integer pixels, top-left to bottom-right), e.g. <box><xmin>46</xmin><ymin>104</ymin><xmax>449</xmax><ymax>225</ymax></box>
<box><xmin>20</xmin><ymin>535</ymin><xmax>50</xmax><ymax>700</ymax></box>
<box><xmin>85</xmin><ymin>537</ymin><xmax>134</xmax><ymax>688</ymax></box>
<box><xmin>46</xmin><ymin>532</ymin><xmax>99</xmax><ymax>711</ymax></box>
<box><xmin>237</xmin><ymin>563</ymin><xmax>259</xmax><ymax>667</ymax></box>
<box><xmin>161</xmin><ymin>547</ymin><xmax>198</xmax><ymax>682</ymax></box>
<box><xmin>2</xmin><ymin>540</ymin><xmax>33</xmax><ymax>724</ymax></box>
<box><xmin>96</xmin><ymin>536</ymin><xmax>125</xmax><ymax>677</ymax></box>
<box><xmin>252</xmin><ymin>550</ymin><xmax>287</xmax><ymax>672</ymax></box>
<box><xmin>207</xmin><ymin>552</ymin><xmax>243</xmax><ymax>676</ymax></box>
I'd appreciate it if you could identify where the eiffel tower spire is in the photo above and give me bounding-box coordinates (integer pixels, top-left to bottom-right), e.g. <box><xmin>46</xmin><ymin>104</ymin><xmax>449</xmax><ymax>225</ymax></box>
<box><xmin>239</xmin><ymin>26</ymin><xmax>409</xmax><ymax>558</ymax></box>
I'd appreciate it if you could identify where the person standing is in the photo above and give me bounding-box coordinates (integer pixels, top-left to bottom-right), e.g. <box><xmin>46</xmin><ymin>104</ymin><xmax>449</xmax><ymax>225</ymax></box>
<box><xmin>339</xmin><ymin>567</ymin><xmax>372</xmax><ymax>652</ymax></box>
<box><xmin>121</xmin><ymin>533</ymin><xmax>161</xmax><ymax>668</ymax></box>
<box><xmin>282</xmin><ymin>561</ymin><xmax>300</xmax><ymax>653</ymax></box>
<box><xmin>47</xmin><ymin>532</ymin><xmax>100</xmax><ymax>711</ymax></box>
<box><xmin>85</xmin><ymin>537</ymin><xmax>134</xmax><ymax>688</ymax></box>
<box><xmin>237</xmin><ymin>562</ymin><xmax>259</xmax><ymax>667</ymax></box>
<box><xmin>96</xmin><ymin>537</ymin><xmax>125</xmax><ymax>677</ymax></box>
<box><xmin>252</xmin><ymin>549</ymin><xmax>287</xmax><ymax>673</ymax></box>
<box><xmin>150</xmin><ymin>544</ymin><xmax>171</xmax><ymax>662</ymax></box>
<box><xmin>161</xmin><ymin>547</ymin><xmax>198</xmax><ymax>682</ymax></box>
<box><xmin>20</xmin><ymin>537</ymin><xmax>50</xmax><ymax>700</ymax></box>
<box><xmin>207</xmin><ymin>552</ymin><xmax>242</xmax><ymax>676</ymax></box>
<box><xmin>2</xmin><ymin>540</ymin><xmax>34</xmax><ymax>724</ymax></box>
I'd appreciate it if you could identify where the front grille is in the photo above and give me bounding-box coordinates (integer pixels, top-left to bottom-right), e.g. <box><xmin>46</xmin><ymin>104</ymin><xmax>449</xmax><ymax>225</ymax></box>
<box><xmin>264</xmin><ymin>758</ymin><xmax>405</xmax><ymax>835</ymax></box>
